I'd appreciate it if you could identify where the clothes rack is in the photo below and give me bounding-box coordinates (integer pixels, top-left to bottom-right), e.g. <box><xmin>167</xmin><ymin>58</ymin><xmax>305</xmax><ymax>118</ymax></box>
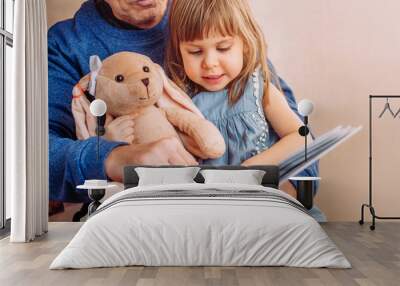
<box><xmin>359</xmin><ymin>95</ymin><xmax>400</xmax><ymax>230</ymax></box>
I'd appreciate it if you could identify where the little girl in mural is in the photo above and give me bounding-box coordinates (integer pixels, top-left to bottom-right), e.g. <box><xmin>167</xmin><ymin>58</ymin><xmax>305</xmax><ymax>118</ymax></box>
<box><xmin>165</xmin><ymin>0</ymin><xmax>309</xmax><ymax>197</ymax></box>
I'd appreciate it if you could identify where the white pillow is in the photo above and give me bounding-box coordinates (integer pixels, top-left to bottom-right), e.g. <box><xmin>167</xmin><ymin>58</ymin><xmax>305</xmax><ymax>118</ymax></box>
<box><xmin>200</xmin><ymin>169</ymin><xmax>266</xmax><ymax>185</ymax></box>
<box><xmin>135</xmin><ymin>167</ymin><xmax>200</xmax><ymax>186</ymax></box>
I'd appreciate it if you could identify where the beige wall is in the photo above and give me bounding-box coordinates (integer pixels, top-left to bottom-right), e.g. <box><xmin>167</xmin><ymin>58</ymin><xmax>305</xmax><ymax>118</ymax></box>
<box><xmin>47</xmin><ymin>0</ymin><xmax>400</xmax><ymax>221</ymax></box>
<box><xmin>47</xmin><ymin>0</ymin><xmax>84</xmax><ymax>28</ymax></box>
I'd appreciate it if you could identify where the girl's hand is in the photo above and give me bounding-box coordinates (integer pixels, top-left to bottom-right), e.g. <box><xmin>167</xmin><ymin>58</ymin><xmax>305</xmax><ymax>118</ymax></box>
<box><xmin>103</xmin><ymin>115</ymin><xmax>135</xmax><ymax>144</ymax></box>
<box><xmin>279</xmin><ymin>181</ymin><xmax>297</xmax><ymax>199</ymax></box>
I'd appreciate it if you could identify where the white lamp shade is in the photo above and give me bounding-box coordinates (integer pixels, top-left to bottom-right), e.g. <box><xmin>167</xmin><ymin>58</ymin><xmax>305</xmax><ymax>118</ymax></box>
<box><xmin>298</xmin><ymin>99</ymin><xmax>314</xmax><ymax>116</ymax></box>
<box><xmin>76</xmin><ymin>179</ymin><xmax>117</xmax><ymax>190</ymax></box>
<box><xmin>90</xmin><ymin>99</ymin><xmax>107</xmax><ymax>117</ymax></box>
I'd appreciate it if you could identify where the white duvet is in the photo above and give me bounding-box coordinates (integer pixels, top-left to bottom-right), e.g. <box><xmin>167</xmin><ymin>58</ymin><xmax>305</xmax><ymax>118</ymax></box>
<box><xmin>50</xmin><ymin>183</ymin><xmax>350</xmax><ymax>269</ymax></box>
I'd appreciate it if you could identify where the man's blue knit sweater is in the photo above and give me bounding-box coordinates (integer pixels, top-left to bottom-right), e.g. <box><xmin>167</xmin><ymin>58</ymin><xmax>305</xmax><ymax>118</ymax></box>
<box><xmin>48</xmin><ymin>0</ymin><xmax>168</xmax><ymax>202</ymax></box>
<box><xmin>48</xmin><ymin>0</ymin><xmax>319</xmax><ymax>203</ymax></box>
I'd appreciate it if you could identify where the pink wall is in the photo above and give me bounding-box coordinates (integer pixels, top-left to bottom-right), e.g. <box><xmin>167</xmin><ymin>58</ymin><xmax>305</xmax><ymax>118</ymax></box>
<box><xmin>252</xmin><ymin>0</ymin><xmax>400</xmax><ymax>220</ymax></box>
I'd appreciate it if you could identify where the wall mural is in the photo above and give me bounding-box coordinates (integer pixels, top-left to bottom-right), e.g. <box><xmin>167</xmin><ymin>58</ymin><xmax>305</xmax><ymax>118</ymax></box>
<box><xmin>47</xmin><ymin>0</ymin><xmax>359</xmax><ymax>222</ymax></box>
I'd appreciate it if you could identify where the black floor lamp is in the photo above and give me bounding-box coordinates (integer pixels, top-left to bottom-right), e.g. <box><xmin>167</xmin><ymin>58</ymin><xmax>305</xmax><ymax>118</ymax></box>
<box><xmin>290</xmin><ymin>99</ymin><xmax>319</xmax><ymax>210</ymax></box>
<box><xmin>76</xmin><ymin>99</ymin><xmax>116</xmax><ymax>218</ymax></box>
<box><xmin>298</xmin><ymin>99</ymin><xmax>314</xmax><ymax>162</ymax></box>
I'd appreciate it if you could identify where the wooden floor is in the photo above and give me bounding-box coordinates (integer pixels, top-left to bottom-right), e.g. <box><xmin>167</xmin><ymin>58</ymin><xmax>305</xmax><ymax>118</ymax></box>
<box><xmin>0</xmin><ymin>222</ymin><xmax>399</xmax><ymax>286</ymax></box>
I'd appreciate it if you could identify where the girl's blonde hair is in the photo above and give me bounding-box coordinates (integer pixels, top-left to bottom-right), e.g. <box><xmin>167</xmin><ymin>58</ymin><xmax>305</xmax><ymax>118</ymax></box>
<box><xmin>165</xmin><ymin>0</ymin><xmax>271</xmax><ymax>104</ymax></box>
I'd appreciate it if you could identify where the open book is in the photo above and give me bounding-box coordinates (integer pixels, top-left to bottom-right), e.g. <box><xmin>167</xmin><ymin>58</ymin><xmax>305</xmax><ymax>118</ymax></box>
<box><xmin>279</xmin><ymin>125</ymin><xmax>362</xmax><ymax>182</ymax></box>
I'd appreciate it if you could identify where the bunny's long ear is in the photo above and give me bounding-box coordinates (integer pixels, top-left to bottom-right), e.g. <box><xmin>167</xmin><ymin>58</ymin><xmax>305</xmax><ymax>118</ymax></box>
<box><xmin>88</xmin><ymin>55</ymin><xmax>102</xmax><ymax>96</ymax></box>
<box><xmin>155</xmin><ymin>64</ymin><xmax>204</xmax><ymax>119</ymax></box>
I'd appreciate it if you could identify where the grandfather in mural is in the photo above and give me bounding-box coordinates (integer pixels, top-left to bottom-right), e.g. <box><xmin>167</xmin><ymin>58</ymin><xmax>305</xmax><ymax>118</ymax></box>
<box><xmin>48</xmin><ymin>0</ymin><xmax>319</xmax><ymax>214</ymax></box>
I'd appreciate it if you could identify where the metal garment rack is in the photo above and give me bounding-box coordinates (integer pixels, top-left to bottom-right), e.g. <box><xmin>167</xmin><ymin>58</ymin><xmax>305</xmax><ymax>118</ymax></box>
<box><xmin>359</xmin><ymin>95</ymin><xmax>400</xmax><ymax>230</ymax></box>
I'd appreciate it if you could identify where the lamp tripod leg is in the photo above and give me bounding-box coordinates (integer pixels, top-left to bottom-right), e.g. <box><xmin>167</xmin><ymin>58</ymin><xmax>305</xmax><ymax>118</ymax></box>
<box><xmin>359</xmin><ymin>204</ymin><xmax>366</xmax><ymax>225</ymax></box>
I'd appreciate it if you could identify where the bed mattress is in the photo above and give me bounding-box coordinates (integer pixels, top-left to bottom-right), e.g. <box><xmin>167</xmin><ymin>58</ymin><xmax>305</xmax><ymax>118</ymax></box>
<box><xmin>50</xmin><ymin>183</ymin><xmax>350</xmax><ymax>269</ymax></box>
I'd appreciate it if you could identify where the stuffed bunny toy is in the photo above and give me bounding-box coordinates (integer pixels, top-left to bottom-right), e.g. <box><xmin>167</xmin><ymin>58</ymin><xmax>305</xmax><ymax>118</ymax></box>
<box><xmin>71</xmin><ymin>51</ymin><xmax>225</xmax><ymax>160</ymax></box>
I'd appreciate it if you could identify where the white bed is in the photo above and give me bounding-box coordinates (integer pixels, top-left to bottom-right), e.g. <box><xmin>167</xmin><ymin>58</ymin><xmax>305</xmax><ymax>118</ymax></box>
<box><xmin>50</xmin><ymin>183</ymin><xmax>350</xmax><ymax>269</ymax></box>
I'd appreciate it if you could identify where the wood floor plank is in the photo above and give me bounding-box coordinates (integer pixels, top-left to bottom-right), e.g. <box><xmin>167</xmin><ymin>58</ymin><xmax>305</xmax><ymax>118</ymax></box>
<box><xmin>0</xmin><ymin>222</ymin><xmax>400</xmax><ymax>286</ymax></box>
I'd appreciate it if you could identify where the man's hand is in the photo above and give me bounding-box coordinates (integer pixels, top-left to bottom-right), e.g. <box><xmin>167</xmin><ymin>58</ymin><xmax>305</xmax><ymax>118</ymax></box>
<box><xmin>105</xmin><ymin>136</ymin><xmax>198</xmax><ymax>182</ymax></box>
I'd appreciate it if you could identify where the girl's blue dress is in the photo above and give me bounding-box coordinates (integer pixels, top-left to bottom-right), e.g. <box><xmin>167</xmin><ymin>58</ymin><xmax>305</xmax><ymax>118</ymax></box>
<box><xmin>192</xmin><ymin>69</ymin><xmax>276</xmax><ymax>165</ymax></box>
<box><xmin>192</xmin><ymin>69</ymin><xmax>326</xmax><ymax>222</ymax></box>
